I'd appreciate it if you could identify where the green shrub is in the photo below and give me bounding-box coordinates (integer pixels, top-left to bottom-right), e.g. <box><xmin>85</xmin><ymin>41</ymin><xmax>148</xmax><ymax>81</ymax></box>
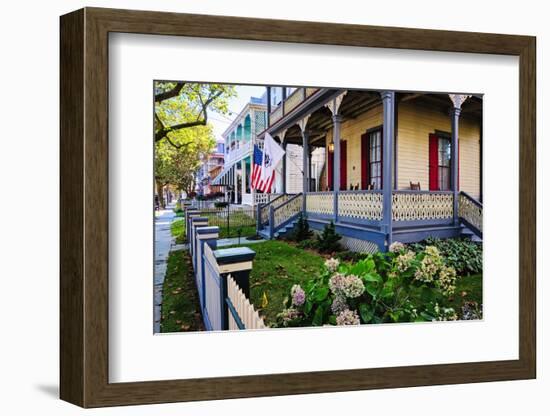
<box><xmin>287</xmin><ymin>213</ymin><xmax>312</xmax><ymax>242</ymax></box>
<box><xmin>316</xmin><ymin>221</ymin><xmax>342</xmax><ymax>253</ymax></box>
<box><xmin>409</xmin><ymin>237</ymin><xmax>482</xmax><ymax>276</ymax></box>
<box><xmin>297</xmin><ymin>238</ymin><xmax>317</xmax><ymax>250</ymax></box>
<box><xmin>173</xmin><ymin>201</ymin><xmax>183</xmax><ymax>213</ymax></box>
<box><xmin>214</xmin><ymin>201</ymin><xmax>229</xmax><ymax>208</ymax></box>
<box><xmin>335</xmin><ymin>250</ymin><xmax>370</xmax><ymax>263</ymax></box>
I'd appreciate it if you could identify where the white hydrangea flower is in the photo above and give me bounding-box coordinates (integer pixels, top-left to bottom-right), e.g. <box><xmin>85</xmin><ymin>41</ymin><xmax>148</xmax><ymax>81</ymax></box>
<box><xmin>389</xmin><ymin>241</ymin><xmax>405</xmax><ymax>253</ymax></box>
<box><xmin>324</xmin><ymin>257</ymin><xmax>340</xmax><ymax>273</ymax></box>
<box><xmin>336</xmin><ymin>309</ymin><xmax>361</xmax><ymax>326</ymax></box>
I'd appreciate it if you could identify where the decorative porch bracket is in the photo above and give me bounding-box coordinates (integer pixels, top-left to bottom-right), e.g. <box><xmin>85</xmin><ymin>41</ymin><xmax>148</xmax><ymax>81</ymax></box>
<box><xmin>381</xmin><ymin>91</ymin><xmax>395</xmax><ymax>246</ymax></box>
<box><xmin>449</xmin><ymin>94</ymin><xmax>471</xmax><ymax>226</ymax></box>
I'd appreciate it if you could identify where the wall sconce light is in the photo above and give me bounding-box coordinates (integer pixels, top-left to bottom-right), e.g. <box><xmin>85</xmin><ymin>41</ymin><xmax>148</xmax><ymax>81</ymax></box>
<box><xmin>328</xmin><ymin>140</ymin><xmax>334</xmax><ymax>153</ymax></box>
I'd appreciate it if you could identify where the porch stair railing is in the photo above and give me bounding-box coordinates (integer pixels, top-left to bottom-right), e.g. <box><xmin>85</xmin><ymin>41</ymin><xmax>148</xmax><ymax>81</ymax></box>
<box><xmin>268</xmin><ymin>193</ymin><xmax>304</xmax><ymax>238</ymax></box>
<box><xmin>458</xmin><ymin>191</ymin><xmax>483</xmax><ymax>237</ymax></box>
<box><xmin>256</xmin><ymin>193</ymin><xmax>297</xmax><ymax>232</ymax></box>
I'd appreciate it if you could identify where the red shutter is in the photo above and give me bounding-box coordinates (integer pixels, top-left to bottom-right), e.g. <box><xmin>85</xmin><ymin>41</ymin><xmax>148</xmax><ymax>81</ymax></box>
<box><xmin>327</xmin><ymin>149</ymin><xmax>333</xmax><ymax>191</ymax></box>
<box><xmin>379</xmin><ymin>129</ymin><xmax>384</xmax><ymax>189</ymax></box>
<box><xmin>340</xmin><ymin>140</ymin><xmax>347</xmax><ymax>190</ymax></box>
<box><xmin>361</xmin><ymin>133</ymin><xmax>369</xmax><ymax>189</ymax></box>
<box><xmin>429</xmin><ymin>133</ymin><xmax>439</xmax><ymax>190</ymax></box>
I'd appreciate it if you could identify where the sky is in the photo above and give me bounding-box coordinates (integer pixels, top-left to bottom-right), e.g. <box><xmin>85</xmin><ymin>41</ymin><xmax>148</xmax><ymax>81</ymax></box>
<box><xmin>207</xmin><ymin>85</ymin><xmax>266</xmax><ymax>143</ymax></box>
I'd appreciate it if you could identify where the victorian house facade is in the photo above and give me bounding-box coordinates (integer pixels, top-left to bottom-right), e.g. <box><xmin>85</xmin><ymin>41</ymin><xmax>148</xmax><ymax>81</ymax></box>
<box><xmin>255</xmin><ymin>87</ymin><xmax>483</xmax><ymax>252</ymax></box>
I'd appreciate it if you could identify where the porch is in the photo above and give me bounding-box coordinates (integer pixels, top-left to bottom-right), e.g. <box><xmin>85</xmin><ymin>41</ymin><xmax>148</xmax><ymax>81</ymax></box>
<box><xmin>256</xmin><ymin>190</ymin><xmax>482</xmax><ymax>252</ymax></box>
<box><xmin>255</xmin><ymin>87</ymin><xmax>482</xmax><ymax>251</ymax></box>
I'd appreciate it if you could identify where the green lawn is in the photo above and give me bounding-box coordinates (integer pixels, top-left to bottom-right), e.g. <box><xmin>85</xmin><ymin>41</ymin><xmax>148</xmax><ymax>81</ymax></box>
<box><xmin>171</xmin><ymin>219</ymin><xmax>186</xmax><ymax>244</ymax></box>
<box><xmin>202</xmin><ymin>211</ymin><xmax>257</xmax><ymax>239</ymax></box>
<box><xmin>227</xmin><ymin>240</ymin><xmax>326</xmax><ymax>326</ymax></box>
<box><xmin>160</xmin><ymin>251</ymin><xmax>204</xmax><ymax>333</ymax></box>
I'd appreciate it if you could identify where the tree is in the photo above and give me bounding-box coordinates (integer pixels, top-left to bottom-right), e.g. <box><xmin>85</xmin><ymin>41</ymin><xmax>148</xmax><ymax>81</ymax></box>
<box><xmin>154</xmin><ymin>124</ymin><xmax>215</xmax><ymax>208</ymax></box>
<box><xmin>154</xmin><ymin>82</ymin><xmax>236</xmax><ymax>146</ymax></box>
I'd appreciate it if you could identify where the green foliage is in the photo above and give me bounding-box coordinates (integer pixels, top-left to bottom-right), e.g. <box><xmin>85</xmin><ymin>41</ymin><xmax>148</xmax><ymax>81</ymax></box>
<box><xmin>154</xmin><ymin>82</ymin><xmax>236</xmax><ymax>195</ymax></box>
<box><xmin>297</xmin><ymin>239</ymin><xmax>317</xmax><ymax>250</ymax></box>
<box><xmin>214</xmin><ymin>201</ymin><xmax>229</xmax><ymax>208</ymax></box>
<box><xmin>335</xmin><ymin>250</ymin><xmax>370</xmax><ymax>263</ymax></box>
<box><xmin>276</xmin><ymin>244</ymin><xmax>482</xmax><ymax>328</ymax></box>
<box><xmin>155</xmin><ymin>82</ymin><xmax>236</xmax><ymax>143</ymax></box>
<box><xmin>409</xmin><ymin>237</ymin><xmax>482</xmax><ymax>276</ymax></box>
<box><xmin>287</xmin><ymin>213</ymin><xmax>312</xmax><ymax>242</ymax></box>
<box><xmin>315</xmin><ymin>221</ymin><xmax>342</xmax><ymax>253</ymax></box>
<box><xmin>155</xmin><ymin>124</ymin><xmax>216</xmax><ymax>194</ymax></box>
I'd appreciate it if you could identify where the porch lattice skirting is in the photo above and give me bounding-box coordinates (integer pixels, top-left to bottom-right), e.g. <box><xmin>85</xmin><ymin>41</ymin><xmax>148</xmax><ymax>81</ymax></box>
<box><xmin>310</xmin><ymin>229</ymin><xmax>379</xmax><ymax>254</ymax></box>
<box><xmin>339</xmin><ymin>235</ymin><xmax>379</xmax><ymax>254</ymax></box>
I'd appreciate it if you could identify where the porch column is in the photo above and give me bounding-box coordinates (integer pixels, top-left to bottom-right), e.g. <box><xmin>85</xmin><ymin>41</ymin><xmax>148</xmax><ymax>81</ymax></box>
<box><xmin>302</xmin><ymin>130</ymin><xmax>310</xmax><ymax>212</ymax></box>
<box><xmin>381</xmin><ymin>91</ymin><xmax>395</xmax><ymax>246</ymax></box>
<box><xmin>282</xmin><ymin>141</ymin><xmax>287</xmax><ymax>194</ymax></box>
<box><xmin>266</xmin><ymin>86</ymin><xmax>272</xmax><ymax>125</ymax></box>
<box><xmin>242</xmin><ymin>157</ymin><xmax>247</xmax><ymax>202</ymax></box>
<box><xmin>451</xmin><ymin>105</ymin><xmax>460</xmax><ymax>225</ymax></box>
<box><xmin>332</xmin><ymin>114</ymin><xmax>342</xmax><ymax>223</ymax></box>
<box><xmin>233</xmin><ymin>165</ymin><xmax>238</xmax><ymax>204</ymax></box>
<box><xmin>449</xmin><ymin>94</ymin><xmax>470</xmax><ymax>226</ymax></box>
<box><xmin>308</xmin><ymin>148</ymin><xmax>313</xmax><ymax>191</ymax></box>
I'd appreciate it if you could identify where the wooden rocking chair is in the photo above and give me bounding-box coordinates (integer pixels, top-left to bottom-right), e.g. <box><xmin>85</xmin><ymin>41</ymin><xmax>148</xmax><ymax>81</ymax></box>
<box><xmin>410</xmin><ymin>181</ymin><xmax>421</xmax><ymax>190</ymax></box>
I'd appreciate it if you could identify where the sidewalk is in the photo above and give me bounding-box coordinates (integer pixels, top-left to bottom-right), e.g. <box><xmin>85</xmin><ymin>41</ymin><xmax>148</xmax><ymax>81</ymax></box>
<box><xmin>153</xmin><ymin>202</ymin><xmax>177</xmax><ymax>333</ymax></box>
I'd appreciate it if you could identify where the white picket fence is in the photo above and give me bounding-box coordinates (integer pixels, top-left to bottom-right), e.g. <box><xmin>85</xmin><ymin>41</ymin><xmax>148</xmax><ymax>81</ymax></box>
<box><xmin>187</xmin><ymin>207</ymin><xmax>266</xmax><ymax>331</ymax></box>
<box><xmin>226</xmin><ymin>275</ymin><xmax>266</xmax><ymax>330</ymax></box>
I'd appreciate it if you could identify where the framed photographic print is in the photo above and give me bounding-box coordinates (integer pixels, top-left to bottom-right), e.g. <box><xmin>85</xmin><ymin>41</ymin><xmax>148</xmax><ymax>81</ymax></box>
<box><xmin>60</xmin><ymin>7</ymin><xmax>536</xmax><ymax>408</ymax></box>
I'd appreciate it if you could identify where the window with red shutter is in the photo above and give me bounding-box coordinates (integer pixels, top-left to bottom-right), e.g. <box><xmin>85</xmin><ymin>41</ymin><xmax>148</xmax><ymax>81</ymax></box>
<box><xmin>429</xmin><ymin>133</ymin><xmax>439</xmax><ymax>190</ymax></box>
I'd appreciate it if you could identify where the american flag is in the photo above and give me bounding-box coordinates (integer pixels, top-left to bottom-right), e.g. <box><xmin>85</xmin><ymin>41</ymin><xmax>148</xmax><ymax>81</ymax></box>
<box><xmin>251</xmin><ymin>145</ymin><xmax>275</xmax><ymax>193</ymax></box>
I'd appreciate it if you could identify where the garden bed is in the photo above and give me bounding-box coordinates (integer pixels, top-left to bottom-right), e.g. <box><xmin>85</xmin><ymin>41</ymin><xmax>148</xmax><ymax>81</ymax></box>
<box><xmin>229</xmin><ymin>239</ymin><xmax>482</xmax><ymax>328</ymax></box>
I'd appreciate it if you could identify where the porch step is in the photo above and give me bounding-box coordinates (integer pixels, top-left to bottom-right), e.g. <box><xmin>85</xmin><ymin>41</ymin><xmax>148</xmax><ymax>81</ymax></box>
<box><xmin>274</xmin><ymin>220</ymin><xmax>298</xmax><ymax>239</ymax></box>
<box><xmin>258</xmin><ymin>220</ymin><xmax>298</xmax><ymax>240</ymax></box>
<box><xmin>459</xmin><ymin>225</ymin><xmax>482</xmax><ymax>242</ymax></box>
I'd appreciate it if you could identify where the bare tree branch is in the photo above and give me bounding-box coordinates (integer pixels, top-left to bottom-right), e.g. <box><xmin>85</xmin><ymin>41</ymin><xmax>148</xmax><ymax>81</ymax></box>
<box><xmin>154</xmin><ymin>82</ymin><xmax>186</xmax><ymax>103</ymax></box>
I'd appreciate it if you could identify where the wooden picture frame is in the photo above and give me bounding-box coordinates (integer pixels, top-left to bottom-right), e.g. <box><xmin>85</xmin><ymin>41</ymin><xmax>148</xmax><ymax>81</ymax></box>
<box><xmin>60</xmin><ymin>7</ymin><xmax>536</xmax><ymax>408</ymax></box>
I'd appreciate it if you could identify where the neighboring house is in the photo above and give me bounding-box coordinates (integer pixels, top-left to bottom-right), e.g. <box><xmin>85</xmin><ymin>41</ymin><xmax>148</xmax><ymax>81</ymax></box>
<box><xmin>197</xmin><ymin>141</ymin><xmax>225</xmax><ymax>196</ymax></box>
<box><xmin>256</xmin><ymin>87</ymin><xmax>483</xmax><ymax>252</ymax></box>
<box><xmin>212</xmin><ymin>91</ymin><xmax>325</xmax><ymax>205</ymax></box>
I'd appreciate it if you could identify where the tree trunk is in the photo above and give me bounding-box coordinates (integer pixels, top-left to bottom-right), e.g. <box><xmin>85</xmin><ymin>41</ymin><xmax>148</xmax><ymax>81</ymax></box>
<box><xmin>156</xmin><ymin>180</ymin><xmax>166</xmax><ymax>209</ymax></box>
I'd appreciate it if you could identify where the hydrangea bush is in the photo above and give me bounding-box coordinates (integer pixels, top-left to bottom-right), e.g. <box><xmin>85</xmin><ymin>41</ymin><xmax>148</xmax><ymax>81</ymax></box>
<box><xmin>276</xmin><ymin>243</ymin><xmax>472</xmax><ymax>327</ymax></box>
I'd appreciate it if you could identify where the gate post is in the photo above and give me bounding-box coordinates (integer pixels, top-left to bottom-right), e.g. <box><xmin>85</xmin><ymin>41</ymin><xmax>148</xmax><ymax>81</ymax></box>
<box><xmin>196</xmin><ymin>226</ymin><xmax>219</xmax><ymax>310</ymax></box>
<box><xmin>212</xmin><ymin>247</ymin><xmax>256</xmax><ymax>330</ymax></box>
